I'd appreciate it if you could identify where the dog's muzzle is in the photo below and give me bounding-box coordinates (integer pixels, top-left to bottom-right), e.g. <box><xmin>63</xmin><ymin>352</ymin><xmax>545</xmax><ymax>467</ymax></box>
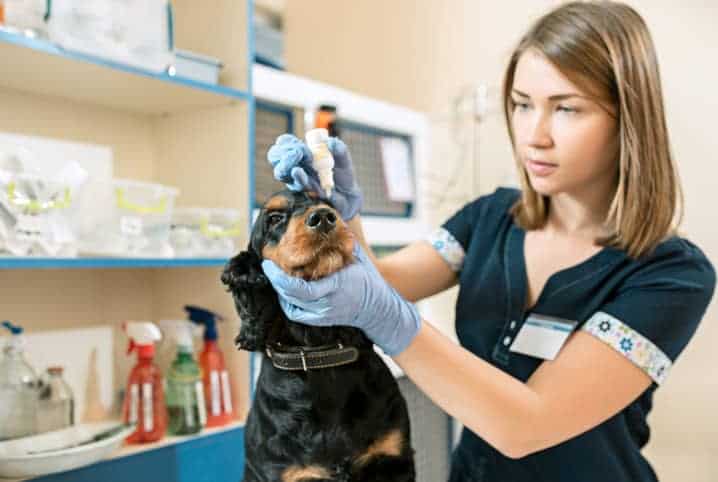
<box><xmin>265</xmin><ymin>342</ymin><xmax>360</xmax><ymax>371</ymax></box>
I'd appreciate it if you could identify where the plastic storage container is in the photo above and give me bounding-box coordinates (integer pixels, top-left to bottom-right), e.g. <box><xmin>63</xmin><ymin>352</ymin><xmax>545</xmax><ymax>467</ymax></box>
<box><xmin>0</xmin><ymin>0</ymin><xmax>49</xmax><ymax>36</ymax></box>
<box><xmin>171</xmin><ymin>49</ymin><xmax>223</xmax><ymax>85</ymax></box>
<box><xmin>0</xmin><ymin>170</ymin><xmax>85</xmax><ymax>257</ymax></box>
<box><xmin>46</xmin><ymin>0</ymin><xmax>173</xmax><ymax>73</ymax></box>
<box><xmin>84</xmin><ymin>179</ymin><xmax>179</xmax><ymax>257</ymax></box>
<box><xmin>169</xmin><ymin>207</ymin><xmax>241</xmax><ymax>257</ymax></box>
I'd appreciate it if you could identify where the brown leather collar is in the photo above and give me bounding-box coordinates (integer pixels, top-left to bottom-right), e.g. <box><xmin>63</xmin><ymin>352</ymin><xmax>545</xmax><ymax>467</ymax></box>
<box><xmin>265</xmin><ymin>342</ymin><xmax>360</xmax><ymax>371</ymax></box>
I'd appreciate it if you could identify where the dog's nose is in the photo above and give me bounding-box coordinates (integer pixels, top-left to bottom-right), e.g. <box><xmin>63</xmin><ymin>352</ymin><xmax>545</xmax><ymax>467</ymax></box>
<box><xmin>306</xmin><ymin>208</ymin><xmax>337</xmax><ymax>233</ymax></box>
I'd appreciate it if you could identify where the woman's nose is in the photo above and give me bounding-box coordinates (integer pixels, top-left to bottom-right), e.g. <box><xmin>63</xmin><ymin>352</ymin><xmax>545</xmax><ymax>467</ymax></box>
<box><xmin>526</xmin><ymin>112</ymin><xmax>553</xmax><ymax>148</ymax></box>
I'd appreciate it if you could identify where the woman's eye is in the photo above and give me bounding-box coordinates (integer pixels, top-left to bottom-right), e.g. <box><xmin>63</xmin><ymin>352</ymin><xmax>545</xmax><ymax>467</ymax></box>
<box><xmin>513</xmin><ymin>101</ymin><xmax>530</xmax><ymax>111</ymax></box>
<box><xmin>557</xmin><ymin>105</ymin><xmax>578</xmax><ymax>113</ymax></box>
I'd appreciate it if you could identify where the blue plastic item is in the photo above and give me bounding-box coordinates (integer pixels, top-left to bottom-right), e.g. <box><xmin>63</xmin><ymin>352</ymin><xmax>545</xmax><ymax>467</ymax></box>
<box><xmin>184</xmin><ymin>306</ymin><xmax>223</xmax><ymax>341</ymax></box>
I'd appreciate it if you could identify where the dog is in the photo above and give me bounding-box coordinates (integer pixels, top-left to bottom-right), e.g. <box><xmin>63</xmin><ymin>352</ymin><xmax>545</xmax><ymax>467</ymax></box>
<box><xmin>221</xmin><ymin>190</ymin><xmax>415</xmax><ymax>482</ymax></box>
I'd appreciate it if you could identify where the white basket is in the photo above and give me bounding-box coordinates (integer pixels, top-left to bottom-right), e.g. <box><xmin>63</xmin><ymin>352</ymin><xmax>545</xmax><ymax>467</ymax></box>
<box><xmin>169</xmin><ymin>207</ymin><xmax>242</xmax><ymax>258</ymax></box>
<box><xmin>81</xmin><ymin>178</ymin><xmax>179</xmax><ymax>257</ymax></box>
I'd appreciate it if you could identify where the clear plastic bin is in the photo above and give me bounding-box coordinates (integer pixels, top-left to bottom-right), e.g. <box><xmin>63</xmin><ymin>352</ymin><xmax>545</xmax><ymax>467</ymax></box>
<box><xmin>0</xmin><ymin>171</ymin><xmax>81</xmax><ymax>257</ymax></box>
<box><xmin>82</xmin><ymin>179</ymin><xmax>179</xmax><ymax>257</ymax></box>
<box><xmin>169</xmin><ymin>207</ymin><xmax>242</xmax><ymax>258</ymax></box>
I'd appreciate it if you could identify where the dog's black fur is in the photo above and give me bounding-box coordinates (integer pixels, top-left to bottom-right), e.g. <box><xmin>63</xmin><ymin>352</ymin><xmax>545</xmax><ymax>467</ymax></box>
<box><xmin>222</xmin><ymin>190</ymin><xmax>415</xmax><ymax>482</ymax></box>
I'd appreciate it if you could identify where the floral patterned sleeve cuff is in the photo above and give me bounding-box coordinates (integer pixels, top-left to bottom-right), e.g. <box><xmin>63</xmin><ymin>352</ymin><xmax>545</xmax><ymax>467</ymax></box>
<box><xmin>426</xmin><ymin>227</ymin><xmax>466</xmax><ymax>272</ymax></box>
<box><xmin>582</xmin><ymin>311</ymin><xmax>672</xmax><ymax>385</ymax></box>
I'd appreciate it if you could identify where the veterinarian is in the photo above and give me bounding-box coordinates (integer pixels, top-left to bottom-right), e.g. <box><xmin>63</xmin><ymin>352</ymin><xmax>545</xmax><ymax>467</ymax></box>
<box><xmin>261</xmin><ymin>2</ymin><xmax>716</xmax><ymax>481</ymax></box>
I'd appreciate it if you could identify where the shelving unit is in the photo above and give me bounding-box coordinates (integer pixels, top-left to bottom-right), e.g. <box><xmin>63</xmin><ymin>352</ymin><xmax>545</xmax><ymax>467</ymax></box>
<box><xmin>0</xmin><ymin>257</ymin><xmax>229</xmax><ymax>270</ymax></box>
<box><xmin>0</xmin><ymin>1</ymin><xmax>255</xmax><ymax>480</ymax></box>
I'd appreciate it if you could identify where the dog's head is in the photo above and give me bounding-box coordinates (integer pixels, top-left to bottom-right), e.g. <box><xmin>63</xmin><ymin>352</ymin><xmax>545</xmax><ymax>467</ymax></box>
<box><xmin>251</xmin><ymin>190</ymin><xmax>355</xmax><ymax>280</ymax></box>
<box><xmin>222</xmin><ymin>190</ymin><xmax>356</xmax><ymax>351</ymax></box>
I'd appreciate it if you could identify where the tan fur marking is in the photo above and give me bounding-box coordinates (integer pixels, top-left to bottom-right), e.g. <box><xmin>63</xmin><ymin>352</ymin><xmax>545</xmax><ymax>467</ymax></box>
<box><xmin>265</xmin><ymin>196</ymin><xmax>289</xmax><ymax>211</ymax></box>
<box><xmin>354</xmin><ymin>429</ymin><xmax>404</xmax><ymax>467</ymax></box>
<box><xmin>281</xmin><ymin>465</ymin><xmax>332</xmax><ymax>482</ymax></box>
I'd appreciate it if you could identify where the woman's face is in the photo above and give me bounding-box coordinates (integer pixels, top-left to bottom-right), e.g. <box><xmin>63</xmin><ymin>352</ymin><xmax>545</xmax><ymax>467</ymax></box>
<box><xmin>510</xmin><ymin>50</ymin><xmax>619</xmax><ymax>197</ymax></box>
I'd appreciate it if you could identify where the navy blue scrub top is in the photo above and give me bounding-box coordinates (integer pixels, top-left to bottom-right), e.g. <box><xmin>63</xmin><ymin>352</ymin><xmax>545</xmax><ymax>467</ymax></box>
<box><xmin>427</xmin><ymin>187</ymin><xmax>716</xmax><ymax>482</ymax></box>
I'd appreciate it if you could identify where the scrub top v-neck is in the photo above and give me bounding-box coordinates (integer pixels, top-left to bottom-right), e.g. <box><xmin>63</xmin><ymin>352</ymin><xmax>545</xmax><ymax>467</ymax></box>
<box><xmin>426</xmin><ymin>187</ymin><xmax>716</xmax><ymax>482</ymax></box>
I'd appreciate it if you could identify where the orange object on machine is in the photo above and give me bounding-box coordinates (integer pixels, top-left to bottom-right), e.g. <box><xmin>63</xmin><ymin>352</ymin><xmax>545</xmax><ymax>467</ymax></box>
<box><xmin>314</xmin><ymin>104</ymin><xmax>339</xmax><ymax>138</ymax></box>
<box><xmin>186</xmin><ymin>305</ymin><xmax>234</xmax><ymax>427</ymax></box>
<box><xmin>122</xmin><ymin>322</ymin><xmax>167</xmax><ymax>443</ymax></box>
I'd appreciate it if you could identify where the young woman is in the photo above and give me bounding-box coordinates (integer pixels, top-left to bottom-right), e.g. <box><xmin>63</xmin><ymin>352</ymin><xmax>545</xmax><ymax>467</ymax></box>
<box><xmin>262</xmin><ymin>2</ymin><xmax>716</xmax><ymax>480</ymax></box>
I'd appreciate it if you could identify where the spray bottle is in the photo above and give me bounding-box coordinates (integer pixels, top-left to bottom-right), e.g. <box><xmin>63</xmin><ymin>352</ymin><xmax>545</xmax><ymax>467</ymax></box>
<box><xmin>122</xmin><ymin>321</ymin><xmax>166</xmax><ymax>443</ymax></box>
<box><xmin>305</xmin><ymin>128</ymin><xmax>335</xmax><ymax>197</ymax></box>
<box><xmin>0</xmin><ymin>321</ymin><xmax>38</xmax><ymax>440</ymax></box>
<box><xmin>186</xmin><ymin>305</ymin><xmax>233</xmax><ymax>427</ymax></box>
<box><xmin>161</xmin><ymin>320</ymin><xmax>206</xmax><ymax>435</ymax></box>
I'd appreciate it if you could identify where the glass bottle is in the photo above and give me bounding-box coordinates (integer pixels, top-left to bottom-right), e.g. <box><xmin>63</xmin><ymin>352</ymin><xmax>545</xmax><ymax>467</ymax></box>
<box><xmin>37</xmin><ymin>366</ymin><xmax>74</xmax><ymax>433</ymax></box>
<box><xmin>0</xmin><ymin>321</ymin><xmax>38</xmax><ymax>440</ymax></box>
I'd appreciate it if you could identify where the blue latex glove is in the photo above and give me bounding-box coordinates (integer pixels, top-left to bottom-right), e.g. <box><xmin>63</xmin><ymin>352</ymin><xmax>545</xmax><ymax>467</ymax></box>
<box><xmin>260</xmin><ymin>244</ymin><xmax>422</xmax><ymax>356</ymax></box>
<box><xmin>267</xmin><ymin>134</ymin><xmax>363</xmax><ymax>220</ymax></box>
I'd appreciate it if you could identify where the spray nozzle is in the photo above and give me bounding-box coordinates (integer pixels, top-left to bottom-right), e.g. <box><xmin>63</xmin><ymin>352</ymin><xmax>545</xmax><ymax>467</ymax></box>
<box><xmin>2</xmin><ymin>321</ymin><xmax>23</xmax><ymax>335</ymax></box>
<box><xmin>159</xmin><ymin>320</ymin><xmax>198</xmax><ymax>353</ymax></box>
<box><xmin>124</xmin><ymin>321</ymin><xmax>162</xmax><ymax>358</ymax></box>
<box><xmin>2</xmin><ymin>321</ymin><xmax>26</xmax><ymax>352</ymax></box>
<box><xmin>185</xmin><ymin>305</ymin><xmax>223</xmax><ymax>341</ymax></box>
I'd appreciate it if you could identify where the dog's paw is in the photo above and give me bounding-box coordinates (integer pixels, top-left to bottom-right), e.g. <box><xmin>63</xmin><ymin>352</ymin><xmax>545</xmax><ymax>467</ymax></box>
<box><xmin>234</xmin><ymin>330</ymin><xmax>258</xmax><ymax>351</ymax></box>
<box><xmin>234</xmin><ymin>317</ymin><xmax>268</xmax><ymax>352</ymax></box>
<box><xmin>221</xmin><ymin>251</ymin><xmax>268</xmax><ymax>291</ymax></box>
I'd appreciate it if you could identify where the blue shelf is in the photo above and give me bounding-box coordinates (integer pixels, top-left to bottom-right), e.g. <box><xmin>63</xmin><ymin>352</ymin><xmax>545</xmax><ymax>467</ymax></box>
<box><xmin>0</xmin><ymin>257</ymin><xmax>230</xmax><ymax>270</ymax></box>
<box><xmin>29</xmin><ymin>425</ymin><xmax>245</xmax><ymax>482</ymax></box>
<box><xmin>0</xmin><ymin>28</ymin><xmax>252</xmax><ymax>104</ymax></box>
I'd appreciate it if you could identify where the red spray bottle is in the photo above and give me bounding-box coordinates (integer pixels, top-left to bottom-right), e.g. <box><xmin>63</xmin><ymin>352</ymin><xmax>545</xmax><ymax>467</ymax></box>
<box><xmin>185</xmin><ymin>305</ymin><xmax>234</xmax><ymax>427</ymax></box>
<box><xmin>122</xmin><ymin>321</ymin><xmax>167</xmax><ymax>443</ymax></box>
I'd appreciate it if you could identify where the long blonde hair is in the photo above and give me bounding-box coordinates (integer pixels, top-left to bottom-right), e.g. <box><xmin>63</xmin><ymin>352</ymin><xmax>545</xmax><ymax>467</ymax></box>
<box><xmin>503</xmin><ymin>0</ymin><xmax>682</xmax><ymax>259</ymax></box>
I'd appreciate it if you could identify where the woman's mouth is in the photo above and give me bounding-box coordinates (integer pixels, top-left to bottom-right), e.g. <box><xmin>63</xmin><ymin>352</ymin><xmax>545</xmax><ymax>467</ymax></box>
<box><xmin>525</xmin><ymin>159</ymin><xmax>558</xmax><ymax>176</ymax></box>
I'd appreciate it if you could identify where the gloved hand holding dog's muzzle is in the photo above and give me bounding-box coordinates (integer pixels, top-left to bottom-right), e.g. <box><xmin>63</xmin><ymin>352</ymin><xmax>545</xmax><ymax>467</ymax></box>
<box><xmin>267</xmin><ymin>134</ymin><xmax>363</xmax><ymax>221</ymax></box>
<box><xmin>260</xmin><ymin>243</ymin><xmax>422</xmax><ymax>356</ymax></box>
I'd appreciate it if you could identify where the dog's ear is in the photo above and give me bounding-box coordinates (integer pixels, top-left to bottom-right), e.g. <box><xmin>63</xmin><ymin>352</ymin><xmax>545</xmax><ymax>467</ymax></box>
<box><xmin>221</xmin><ymin>250</ymin><xmax>277</xmax><ymax>352</ymax></box>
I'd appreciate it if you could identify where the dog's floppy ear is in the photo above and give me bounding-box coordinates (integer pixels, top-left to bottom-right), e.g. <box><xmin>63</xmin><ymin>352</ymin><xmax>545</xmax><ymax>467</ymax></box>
<box><xmin>221</xmin><ymin>249</ymin><xmax>278</xmax><ymax>352</ymax></box>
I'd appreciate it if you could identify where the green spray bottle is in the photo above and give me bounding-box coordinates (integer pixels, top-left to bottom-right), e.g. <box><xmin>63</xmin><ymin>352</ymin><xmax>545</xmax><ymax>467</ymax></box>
<box><xmin>162</xmin><ymin>320</ymin><xmax>206</xmax><ymax>435</ymax></box>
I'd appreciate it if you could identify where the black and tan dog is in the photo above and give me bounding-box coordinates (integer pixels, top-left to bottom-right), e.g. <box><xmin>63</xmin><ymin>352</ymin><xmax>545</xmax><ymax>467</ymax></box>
<box><xmin>221</xmin><ymin>190</ymin><xmax>415</xmax><ymax>482</ymax></box>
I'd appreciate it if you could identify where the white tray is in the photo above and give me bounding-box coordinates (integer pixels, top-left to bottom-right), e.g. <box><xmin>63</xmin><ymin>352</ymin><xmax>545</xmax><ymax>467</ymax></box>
<box><xmin>0</xmin><ymin>421</ymin><xmax>134</xmax><ymax>479</ymax></box>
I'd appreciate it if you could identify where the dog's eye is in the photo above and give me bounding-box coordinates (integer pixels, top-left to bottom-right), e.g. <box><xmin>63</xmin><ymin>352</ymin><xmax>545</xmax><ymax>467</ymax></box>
<box><xmin>266</xmin><ymin>212</ymin><xmax>285</xmax><ymax>226</ymax></box>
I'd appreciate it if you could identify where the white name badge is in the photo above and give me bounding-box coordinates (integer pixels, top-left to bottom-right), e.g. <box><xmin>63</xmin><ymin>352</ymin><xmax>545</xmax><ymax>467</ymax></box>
<box><xmin>509</xmin><ymin>313</ymin><xmax>578</xmax><ymax>361</ymax></box>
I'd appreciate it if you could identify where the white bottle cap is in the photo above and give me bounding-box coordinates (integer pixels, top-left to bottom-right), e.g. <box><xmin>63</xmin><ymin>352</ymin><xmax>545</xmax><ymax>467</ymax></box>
<box><xmin>305</xmin><ymin>128</ymin><xmax>329</xmax><ymax>146</ymax></box>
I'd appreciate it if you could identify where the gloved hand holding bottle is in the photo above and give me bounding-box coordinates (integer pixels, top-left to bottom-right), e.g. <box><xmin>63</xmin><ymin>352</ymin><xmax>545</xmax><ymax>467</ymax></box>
<box><xmin>260</xmin><ymin>243</ymin><xmax>422</xmax><ymax>356</ymax></box>
<box><xmin>267</xmin><ymin>134</ymin><xmax>363</xmax><ymax>221</ymax></box>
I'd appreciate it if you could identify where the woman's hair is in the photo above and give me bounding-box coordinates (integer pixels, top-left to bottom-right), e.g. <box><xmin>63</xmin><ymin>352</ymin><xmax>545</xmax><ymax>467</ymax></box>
<box><xmin>502</xmin><ymin>0</ymin><xmax>682</xmax><ymax>259</ymax></box>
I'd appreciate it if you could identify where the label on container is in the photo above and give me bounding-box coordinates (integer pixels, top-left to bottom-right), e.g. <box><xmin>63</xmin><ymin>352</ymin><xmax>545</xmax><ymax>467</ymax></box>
<box><xmin>142</xmin><ymin>383</ymin><xmax>154</xmax><ymax>431</ymax></box>
<box><xmin>15</xmin><ymin>214</ymin><xmax>44</xmax><ymax>241</ymax></box>
<box><xmin>185</xmin><ymin>386</ymin><xmax>195</xmax><ymax>428</ymax></box>
<box><xmin>195</xmin><ymin>381</ymin><xmax>207</xmax><ymax>426</ymax></box>
<box><xmin>120</xmin><ymin>216</ymin><xmax>143</xmax><ymax>236</ymax></box>
<box><xmin>221</xmin><ymin>370</ymin><xmax>233</xmax><ymax>415</ymax></box>
<box><xmin>210</xmin><ymin>370</ymin><xmax>221</xmax><ymax>416</ymax></box>
<box><xmin>129</xmin><ymin>384</ymin><xmax>139</xmax><ymax>424</ymax></box>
